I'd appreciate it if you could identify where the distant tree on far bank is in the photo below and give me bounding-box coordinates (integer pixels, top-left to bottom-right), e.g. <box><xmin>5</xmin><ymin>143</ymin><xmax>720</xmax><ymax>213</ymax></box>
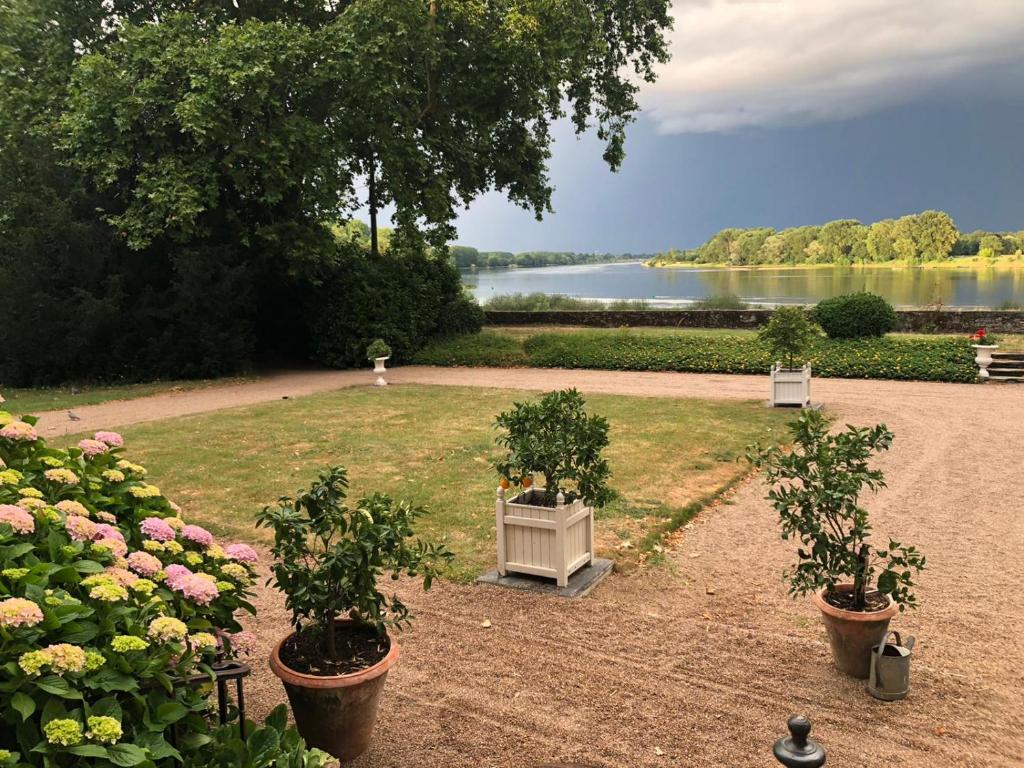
<box><xmin>650</xmin><ymin>210</ymin><xmax>1019</xmax><ymax>267</ymax></box>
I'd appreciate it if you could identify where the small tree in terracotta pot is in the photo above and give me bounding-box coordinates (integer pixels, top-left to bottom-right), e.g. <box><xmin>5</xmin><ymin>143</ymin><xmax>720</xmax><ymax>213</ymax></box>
<box><xmin>258</xmin><ymin>467</ymin><xmax>452</xmax><ymax>760</ymax></box>
<box><xmin>749</xmin><ymin>410</ymin><xmax>925</xmax><ymax>678</ymax></box>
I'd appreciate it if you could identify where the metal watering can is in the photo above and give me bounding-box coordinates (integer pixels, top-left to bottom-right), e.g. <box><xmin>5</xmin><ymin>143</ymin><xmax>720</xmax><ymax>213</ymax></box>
<box><xmin>868</xmin><ymin>631</ymin><xmax>915</xmax><ymax>701</ymax></box>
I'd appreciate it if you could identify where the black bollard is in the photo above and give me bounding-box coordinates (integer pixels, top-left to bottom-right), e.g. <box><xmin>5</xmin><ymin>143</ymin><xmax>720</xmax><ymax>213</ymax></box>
<box><xmin>773</xmin><ymin>715</ymin><xmax>827</xmax><ymax>767</ymax></box>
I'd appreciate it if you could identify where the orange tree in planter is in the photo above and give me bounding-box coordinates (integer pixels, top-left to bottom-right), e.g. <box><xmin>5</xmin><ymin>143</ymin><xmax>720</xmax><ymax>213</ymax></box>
<box><xmin>255</xmin><ymin>467</ymin><xmax>452</xmax><ymax>662</ymax></box>
<box><xmin>493</xmin><ymin>389</ymin><xmax>612</xmax><ymax>507</ymax></box>
<box><xmin>748</xmin><ymin>410</ymin><xmax>926</xmax><ymax>612</ymax></box>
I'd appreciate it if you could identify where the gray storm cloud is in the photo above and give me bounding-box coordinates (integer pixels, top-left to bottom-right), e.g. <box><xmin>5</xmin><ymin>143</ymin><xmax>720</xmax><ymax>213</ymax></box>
<box><xmin>643</xmin><ymin>0</ymin><xmax>1024</xmax><ymax>132</ymax></box>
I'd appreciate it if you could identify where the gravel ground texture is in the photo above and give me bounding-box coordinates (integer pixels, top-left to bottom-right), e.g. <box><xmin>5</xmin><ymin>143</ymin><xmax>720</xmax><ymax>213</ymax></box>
<box><xmin>30</xmin><ymin>366</ymin><xmax>1024</xmax><ymax>766</ymax></box>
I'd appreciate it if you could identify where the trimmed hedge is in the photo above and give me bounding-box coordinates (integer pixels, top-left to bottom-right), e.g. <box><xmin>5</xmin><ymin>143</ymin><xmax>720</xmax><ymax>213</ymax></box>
<box><xmin>306</xmin><ymin>249</ymin><xmax>483</xmax><ymax>368</ymax></box>
<box><xmin>413</xmin><ymin>330</ymin><xmax>977</xmax><ymax>383</ymax></box>
<box><xmin>814</xmin><ymin>292</ymin><xmax>897</xmax><ymax>339</ymax></box>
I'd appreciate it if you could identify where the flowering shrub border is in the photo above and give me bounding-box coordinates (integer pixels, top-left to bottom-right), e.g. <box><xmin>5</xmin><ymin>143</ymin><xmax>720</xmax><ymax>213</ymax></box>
<box><xmin>0</xmin><ymin>404</ymin><xmax>261</xmax><ymax>767</ymax></box>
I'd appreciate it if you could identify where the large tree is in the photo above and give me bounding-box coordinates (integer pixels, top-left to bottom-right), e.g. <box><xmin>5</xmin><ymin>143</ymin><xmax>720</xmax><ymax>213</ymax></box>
<box><xmin>1</xmin><ymin>0</ymin><xmax>672</xmax><ymax>384</ymax></box>
<box><xmin>61</xmin><ymin>1</ymin><xmax>673</xmax><ymax>254</ymax></box>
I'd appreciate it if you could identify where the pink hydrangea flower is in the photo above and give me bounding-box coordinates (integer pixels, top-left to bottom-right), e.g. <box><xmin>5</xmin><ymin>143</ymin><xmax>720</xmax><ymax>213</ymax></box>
<box><xmin>0</xmin><ymin>597</ymin><xmax>44</xmax><ymax>628</ymax></box>
<box><xmin>181</xmin><ymin>525</ymin><xmax>214</xmax><ymax>548</ymax></box>
<box><xmin>0</xmin><ymin>504</ymin><xmax>35</xmax><ymax>534</ymax></box>
<box><xmin>177</xmin><ymin>574</ymin><xmax>219</xmax><ymax>606</ymax></box>
<box><xmin>126</xmin><ymin>551</ymin><xmax>162</xmax><ymax>577</ymax></box>
<box><xmin>64</xmin><ymin>515</ymin><xmax>98</xmax><ymax>542</ymax></box>
<box><xmin>92</xmin><ymin>524</ymin><xmax>125</xmax><ymax>543</ymax></box>
<box><xmin>94</xmin><ymin>537</ymin><xmax>128</xmax><ymax>557</ymax></box>
<box><xmin>224</xmin><ymin>543</ymin><xmax>259</xmax><ymax>564</ymax></box>
<box><xmin>0</xmin><ymin>421</ymin><xmax>38</xmax><ymax>441</ymax></box>
<box><xmin>140</xmin><ymin>517</ymin><xmax>176</xmax><ymax>542</ymax></box>
<box><xmin>95</xmin><ymin>511</ymin><xmax>117</xmax><ymax>524</ymax></box>
<box><xmin>94</xmin><ymin>431</ymin><xmax>124</xmax><ymax>448</ymax></box>
<box><xmin>77</xmin><ymin>439</ymin><xmax>109</xmax><ymax>458</ymax></box>
<box><xmin>163</xmin><ymin>564</ymin><xmax>193</xmax><ymax>590</ymax></box>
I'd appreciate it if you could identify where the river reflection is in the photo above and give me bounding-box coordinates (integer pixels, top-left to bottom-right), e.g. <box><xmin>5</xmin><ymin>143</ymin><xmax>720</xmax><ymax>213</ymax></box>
<box><xmin>463</xmin><ymin>262</ymin><xmax>1024</xmax><ymax>308</ymax></box>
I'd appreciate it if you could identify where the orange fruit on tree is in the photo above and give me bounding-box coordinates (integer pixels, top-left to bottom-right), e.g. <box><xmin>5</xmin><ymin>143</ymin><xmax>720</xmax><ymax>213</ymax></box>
<box><xmin>499</xmin><ymin>477</ymin><xmax>510</xmax><ymax>490</ymax></box>
<box><xmin>522</xmin><ymin>476</ymin><xmax>533</xmax><ymax>488</ymax></box>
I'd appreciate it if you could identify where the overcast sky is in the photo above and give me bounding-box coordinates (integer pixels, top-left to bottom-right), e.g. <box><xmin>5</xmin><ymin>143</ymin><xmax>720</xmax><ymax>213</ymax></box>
<box><xmin>451</xmin><ymin>0</ymin><xmax>1024</xmax><ymax>253</ymax></box>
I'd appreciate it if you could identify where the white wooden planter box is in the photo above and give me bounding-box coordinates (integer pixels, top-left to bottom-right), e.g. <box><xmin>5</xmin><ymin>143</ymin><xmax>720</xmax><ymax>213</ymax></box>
<box><xmin>769</xmin><ymin>363</ymin><xmax>811</xmax><ymax>407</ymax></box>
<box><xmin>495</xmin><ymin>487</ymin><xmax>593</xmax><ymax>587</ymax></box>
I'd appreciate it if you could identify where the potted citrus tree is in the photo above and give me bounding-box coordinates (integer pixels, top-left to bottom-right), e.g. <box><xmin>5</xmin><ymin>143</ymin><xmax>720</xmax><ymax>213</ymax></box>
<box><xmin>258</xmin><ymin>467</ymin><xmax>452</xmax><ymax>761</ymax></box>
<box><xmin>366</xmin><ymin>339</ymin><xmax>392</xmax><ymax>386</ymax></box>
<box><xmin>749</xmin><ymin>411</ymin><xmax>925</xmax><ymax>678</ymax></box>
<box><xmin>493</xmin><ymin>389</ymin><xmax>612</xmax><ymax>587</ymax></box>
<box><xmin>759</xmin><ymin>306</ymin><xmax>818</xmax><ymax>407</ymax></box>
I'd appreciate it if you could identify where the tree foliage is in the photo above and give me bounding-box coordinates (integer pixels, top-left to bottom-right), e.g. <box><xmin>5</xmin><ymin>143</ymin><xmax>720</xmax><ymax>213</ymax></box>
<box><xmin>758</xmin><ymin>307</ymin><xmax>818</xmax><ymax>369</ymax></box>
<box><xmin>494</xmin><ymin>389</ymin><xmax>612</xmax><ymax>506</ymax></box>
<box><xmin>749</xmin><ymin>410</ymin><xmax>926</xmax><ymax>612</ymax></box>
<box><xmin>650</xmin><ymin>210</ymin><xmax>1018</xmax><ymax>267</ymax></box>
<box><xmin>1</xmin><ymin>0</ymin><xmax>672</xmax><ymax>384</ymax></box>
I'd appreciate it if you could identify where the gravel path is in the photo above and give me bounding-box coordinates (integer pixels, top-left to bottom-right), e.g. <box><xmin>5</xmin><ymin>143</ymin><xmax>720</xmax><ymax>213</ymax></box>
<box><xmin>235</xmin><ymin>370</ymin><xmax>1022</xmax><ymax>768</ymax></box>
<box><xmin>31</xmin><ymin>367</ymin><xmax>1024</xmax><ymax>765</ymax></box>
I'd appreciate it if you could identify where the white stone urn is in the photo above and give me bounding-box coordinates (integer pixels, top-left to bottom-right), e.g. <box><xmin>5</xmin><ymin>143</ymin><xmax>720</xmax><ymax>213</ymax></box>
<box><xmin>373</xmin><ymin>356</ymin><xmax>390</xmax><ymax>387</ymax></box>
<box><xmin>769</xmin><ymin>362</ymin><xmax>811</xmax><ymax>407</ymax></box>
<box><xmin>495</xmin><ymin>486</ymin><xmax>593</xmax><ymax>587</ymax></box>
<box><xmin>972</xmin><ymin>344</ymin><xmax>998</xmax><ymax>379</ymax></box>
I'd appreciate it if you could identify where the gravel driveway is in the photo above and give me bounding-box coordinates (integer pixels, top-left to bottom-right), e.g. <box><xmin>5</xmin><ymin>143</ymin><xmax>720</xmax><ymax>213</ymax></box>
<box><xmin>194</xmin><ymin>369</ymin><xmax>1022</xmax><ymax>768</ymax></box>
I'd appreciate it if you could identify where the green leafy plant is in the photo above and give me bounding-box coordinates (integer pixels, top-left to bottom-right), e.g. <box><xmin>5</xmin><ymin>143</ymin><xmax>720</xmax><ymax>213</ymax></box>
<box><xmin>494</xmin><ymin>389</ymin><xmax>612</xmax><ymax>507</ymax></box>
<box><xmin>365</xmin><ymin>339</ymin><xmax>391</xmax><ymax>361</ymax></box>
<box><xmin>415</xmin><ymin>330</ymin><xmax>977</xmax><ymax>383</ymax></box>
<box><xmin>198</xmin><ymin>705</ymin><xmax>330</xmax><ymax>768</ymax></box>
<box><xmin>813</xmin><ymin>292</ymin><xmax>897</xmax><ymax>339</ymax></box>
<box><xmin>0</xmin><ymin>410</ymin><xmax>261</xmax><ymax>768</ymax></box>
<box><xmin>758</xmin><ymin>307</ymin><xmax>818</xmax><ymax>369</ymax></box>
<box><xmin>256</xmin><ymin>468</ymin><xmax>452</xmax><ymax>661</ymax></box>
<box><xmin>748</xmin><ymin>410</ymin><xmax>925</xmax><ymax>612</ymax></box>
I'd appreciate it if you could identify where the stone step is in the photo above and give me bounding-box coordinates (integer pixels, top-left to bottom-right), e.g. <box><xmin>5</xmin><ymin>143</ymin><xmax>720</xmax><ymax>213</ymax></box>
<box><xmin>988</xmin><ymin>376</ymin><xmax>1024</xmax><ymax>382</ymax></box>
<box><xmin>992</xmin><ymin>352</ymin><xmax>1024</xmax><ymax>361</ymax></box>
<box><xmin>988</xmin><ymin>364</ymin><xmax>1024</xmax><ymax>373</ymax></box>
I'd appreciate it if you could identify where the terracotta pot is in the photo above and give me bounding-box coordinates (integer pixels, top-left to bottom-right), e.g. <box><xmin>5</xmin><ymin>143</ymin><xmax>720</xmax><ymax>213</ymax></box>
<box><xmin>812</xmin><ymin>585</ymin><xmax>897</xmax><ymax>679</ymax></box>
<box><xmin>269</xmin><ymin>621</ymin><xmax>399</xmax><ymax>761</ymax></box>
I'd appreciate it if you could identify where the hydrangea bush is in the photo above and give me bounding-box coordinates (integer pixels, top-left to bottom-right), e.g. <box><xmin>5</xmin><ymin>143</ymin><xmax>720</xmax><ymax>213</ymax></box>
<box><xmin>0</xmin><ymin>404</ymin><xmax>261</xmax><ymax>767</ymax></box>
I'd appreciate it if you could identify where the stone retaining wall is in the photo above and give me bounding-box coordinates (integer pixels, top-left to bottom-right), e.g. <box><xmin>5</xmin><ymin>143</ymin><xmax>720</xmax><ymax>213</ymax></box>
<box><xmin>484</xmin><ymin>309</ymin><xmax>1024</xmax><ymax>334</ymax></box>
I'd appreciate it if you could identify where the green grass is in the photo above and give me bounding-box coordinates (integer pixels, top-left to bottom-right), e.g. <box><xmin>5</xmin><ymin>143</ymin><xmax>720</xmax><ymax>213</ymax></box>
<box><xmin>414</xmin><ymin>328</ymin><xmax>978</xmax><ymax>383</ymax></box>
<box><xmin>483</xmin><ymin>292</ymin><xmax>651</xmax><ymax>311</ymax></box>
<box><xmin>91</xmin><ymin>385</ymin><xmax>790</xmax><ymax>582</ymax></box>
<box><xmin>1</xmin><ymin>378</ymin><xmax>252</xmax><ymax>417</ymax></box>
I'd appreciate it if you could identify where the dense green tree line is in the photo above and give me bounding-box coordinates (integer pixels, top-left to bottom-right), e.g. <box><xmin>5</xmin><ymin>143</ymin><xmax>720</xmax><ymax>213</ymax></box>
<box><xmin>450</xmin><ymin>246</ymin><xmax>650</xmax><ymax>269</ymax></box>
<box><xmin>0</xmin><ymin>0</ymin><xmax>672</xmax><ymax>385</ymax></box>
<box><xmin>650</xmin><ymin>211</ymin><xmax>1024</xmax><ymax>267</ymax></box>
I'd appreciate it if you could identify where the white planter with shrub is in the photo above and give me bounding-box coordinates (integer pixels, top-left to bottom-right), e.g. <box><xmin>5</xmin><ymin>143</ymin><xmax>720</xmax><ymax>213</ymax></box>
<box><xmin>492</xmin><ymin>389</ymin><xmax>612</xmax><ymax>588</ymax></box>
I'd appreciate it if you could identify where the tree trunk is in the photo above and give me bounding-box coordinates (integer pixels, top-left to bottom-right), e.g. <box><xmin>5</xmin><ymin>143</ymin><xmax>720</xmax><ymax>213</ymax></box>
<box><xmin>852</xmin><ymin>545</ymin><xmax>870</xmax><ymax>610</ymax></box>
<box><xmin>368</xmin><ymin>155</ymin><xmax>379</xmax><ymax>257</ymax></box>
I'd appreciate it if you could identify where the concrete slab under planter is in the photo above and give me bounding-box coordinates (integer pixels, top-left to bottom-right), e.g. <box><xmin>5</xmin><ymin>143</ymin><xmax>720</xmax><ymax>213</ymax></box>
<box><xmin>766</xmin><ymin>401</ymin><xmax>824</xmax><ymax>411</ymax></box>
<box><xmin>476</xmin><ymin>558</ymin><xmax>613</xmax><ymax>598</ymax></box>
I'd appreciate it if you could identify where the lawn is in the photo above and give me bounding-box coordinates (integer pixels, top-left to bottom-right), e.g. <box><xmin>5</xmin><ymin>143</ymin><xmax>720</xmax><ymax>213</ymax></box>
<box><xmin>88</xmin><ymin>384</ymin><xmax>790</xmax><ymax>582</ymax></box>
<box><xmin>1</xmin><ymin>377</ymin><xmax>252</xmax><ymax>416</ymax></box>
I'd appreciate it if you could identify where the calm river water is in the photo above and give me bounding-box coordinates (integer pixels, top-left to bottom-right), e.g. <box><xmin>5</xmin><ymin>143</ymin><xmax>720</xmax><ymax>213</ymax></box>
<box><xmin>463</xmin><ymin>262</ymin><xmax>1024</xmax><ymax>308</ymax></box>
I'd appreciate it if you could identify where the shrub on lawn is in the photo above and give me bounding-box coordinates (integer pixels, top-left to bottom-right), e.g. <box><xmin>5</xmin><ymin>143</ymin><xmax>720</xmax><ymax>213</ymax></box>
<box><xmin>414</xmin><ymin>330</ymin><xmax>977</xmax><ymax>382</ymax></box>
<box><xmin>0</xmin><ymin>407</ymin><xmax>291</xmax><ymax>767</ymax></box>
<box><xmin>813</xmin><ymin>292</ymin><xmax>897</xmax><ymax>339</ymax></box>
<box><xmin>305</xmin><ymin>246</ymin><xmax>482</xmax><ymax>368</ymax></box>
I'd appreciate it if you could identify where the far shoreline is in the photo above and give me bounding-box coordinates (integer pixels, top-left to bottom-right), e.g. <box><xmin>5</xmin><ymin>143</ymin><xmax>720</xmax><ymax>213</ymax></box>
<box><xmin>645</xmin><ymin>255</ymin><xmax>1024</xmax><ymax>272</ymax></box>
